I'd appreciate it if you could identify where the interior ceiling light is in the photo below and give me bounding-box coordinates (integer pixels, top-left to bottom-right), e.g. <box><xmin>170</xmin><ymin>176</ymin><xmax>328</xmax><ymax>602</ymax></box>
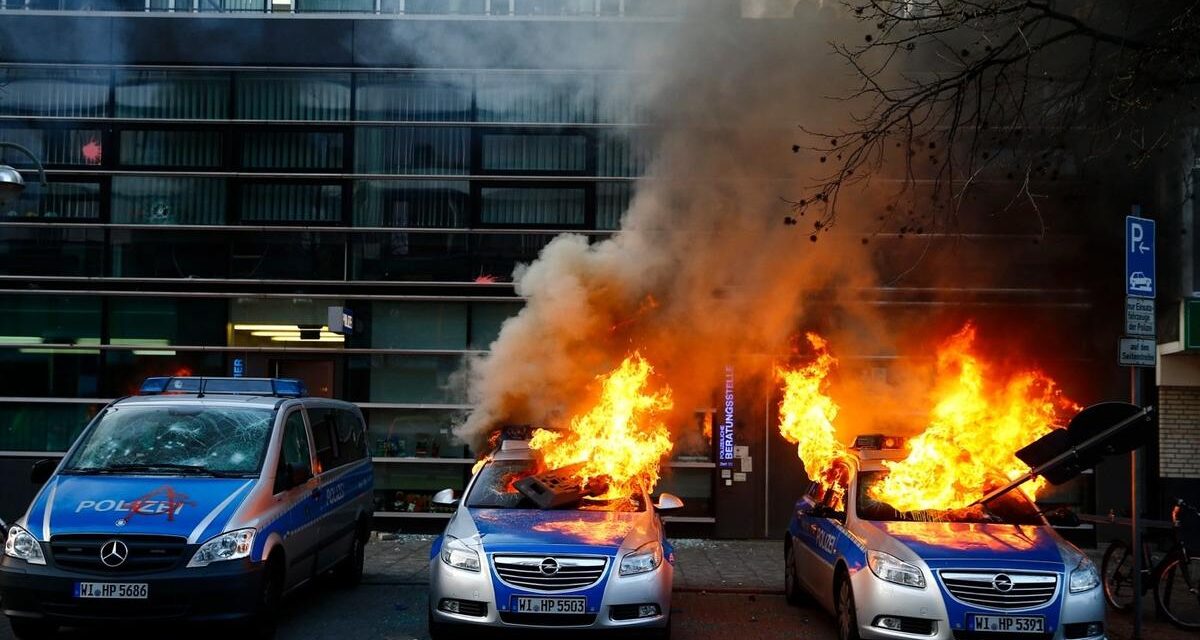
<box><xmin>233</xmin><ymin>324</ymin><xmax>329</xmax><ymax>332</ymax></box>
<box><xmin>270</xmin><ymin>336</ymin><xmax>345</xmax><ymax>343</ymax></box>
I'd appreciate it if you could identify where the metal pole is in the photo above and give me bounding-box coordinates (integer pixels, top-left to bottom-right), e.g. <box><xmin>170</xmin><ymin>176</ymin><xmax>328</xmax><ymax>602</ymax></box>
<box><xmin>1131</xmin><ymin>367</ymin><xmax>1142</xmax><ymax>640</ymax></box>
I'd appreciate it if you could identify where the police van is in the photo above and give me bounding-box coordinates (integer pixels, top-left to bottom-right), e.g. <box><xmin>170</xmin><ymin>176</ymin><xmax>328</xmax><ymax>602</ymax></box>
<box><xmin>0</xmin><ymin>377</ymin><xmax>374</xmax><ymax>639</ymax></box>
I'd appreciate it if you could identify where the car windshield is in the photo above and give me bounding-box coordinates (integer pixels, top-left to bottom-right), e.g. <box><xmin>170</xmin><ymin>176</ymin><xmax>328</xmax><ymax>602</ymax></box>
<box><xmin>61</xmin><ymin>404</ymin><xmax>275</xmax><ymax>476</ymax></box>
<box><xmin>465</xmin><ymin>459</ymin><xmax>645</xmax><ymax>512</ymax></box>
<box><xmin>855</xmin><ymin>470</ymin><xmax>1044</xmax><ymax>525</ymax></box>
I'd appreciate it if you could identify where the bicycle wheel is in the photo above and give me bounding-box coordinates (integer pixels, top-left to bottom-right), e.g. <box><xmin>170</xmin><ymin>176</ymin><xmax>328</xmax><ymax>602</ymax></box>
<box><xmin>1155</xmin><ymin>554</ymin><xmax>1200</xmax><ymax>629</ymax></box>
<box><xmin>1102</xmin><ymin>540</ymin><xmax>1136</xmax><ymax>610</ymax></box>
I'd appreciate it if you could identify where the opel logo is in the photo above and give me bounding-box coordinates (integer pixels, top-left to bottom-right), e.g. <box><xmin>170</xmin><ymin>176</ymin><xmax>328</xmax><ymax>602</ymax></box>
<box><xmin>992</xmin><ymin>573</ymin><xmax>1014</xmax><ymax>593</ymax></box>
<box><xmin>539</xmin><ymin>558</ymin><xmax>560</xmax><ymax>576</ymax></box>
<box><xmin>99</xmin><ymin>540</ymin><xmax>129</xmax><ymax>568</ymax></box>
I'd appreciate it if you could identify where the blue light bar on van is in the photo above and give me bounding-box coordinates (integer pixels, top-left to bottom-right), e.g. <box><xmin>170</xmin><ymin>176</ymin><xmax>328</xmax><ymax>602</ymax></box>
<box><xmin>138</xmin><ymin>377</ymin><xmax>308</xmax><ymax>398</ymax></box>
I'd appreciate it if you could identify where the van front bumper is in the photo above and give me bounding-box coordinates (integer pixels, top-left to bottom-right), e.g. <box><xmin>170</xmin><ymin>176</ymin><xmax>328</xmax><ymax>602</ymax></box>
<box><xmin>0</xmin><ymin>555</ymin><xmax>264</xmax><ymax>625</ymax></box>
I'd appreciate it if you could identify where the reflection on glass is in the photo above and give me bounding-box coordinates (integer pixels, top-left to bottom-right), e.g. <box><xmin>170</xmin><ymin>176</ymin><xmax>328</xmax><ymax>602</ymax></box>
<box><xmin>239</xmin><ymin>184</ymin><xmax>342</xmax><ymax>223</ymax></box>
<box><xmin>0</xmin><ymin>403</ymin><xmax>99</xmax><ymax>452</ymax></box>
<box><xmin>468</xmin><ymin>301</ymin><xmax>523</xmax><ymax>349</ymax></box>
<box><xmin>236</xmin><ymin>73</ymin><xmax>351</xmax><ymax>121</ymax></box>
<box><xmin>0</xmin><ymin>68</ymin><xmax>109</xmax><ymax>118</ymax></box>
<box><xmin>364</xmin><ymin>408</ymin><xmax>467</xmax><ymax>458</ymax></box>
<box><xmin>2</xmin><ymin>182</ymin><xmax>101</xmax><ymax>220</ymax></box>
<box><xmin>371</xmin><ymin>302</ymin><xmax>468</xmax><ymax>349</ymax></box>
<box><xmin>116</xmin><ymin>71</ymin><xmax>231</xmax><ymax>119</ymax></box>
<box><xmin>476</xmin><ymin>73</ymin><xmax>595</xmax><ymax>124</ymax></box>
<box><xmin>0</xmin><ymin>227</ymin><xmax>104</xmax><ymax>276</ymax></box>
<box><xmin>350</xmin><ymin>231</ymin><xmax>471</xmax><ymax>281</ymax></box>
<box><xmin>120</xmin><ymin>131</ymin><xmax>223</xmax><ymax>168</ymax></box>
<box><xmin>242</xmin><ymin>131</ymin><xmax>343</xmax><ymax>170</ymax></box>
<box><xmin>353</xmin><ymin>180</ymin><xmax>469</xmax><ymax>228</ymax></box>
<box><xmin>373</xmin><ymin>463</ymin><xmax>466</xmax><ymax>513</ymax></box>
<box><xmin>355</xmin><ymin>128</ymin><xmax>469</xmax><ymax>175</ymax></box>
<box><xmin>353</xmin><ymin>354</ymin><xmax>465</xmax><ymax>404</ymax></box>
<box><xmin>111</xmin><ymin>177</ymin><xmax>227</xmax><ymax>225</ymax></box>
<box><xmin>355</xmin><ymin>73</ymin><xmax>472</xmax><ymax>121</ymax></box>
<box><xmin>481</xmin><ymin>133</ymin><xmax>587</xmax><ymax>172</ymax></box>
<box><xmin>480</xmin><ymin>187</ymin><xmax>586</xmax><ymax>225</ymax></box>
<box><xmin>596</xmin><ymin>182</ymin><xmax>631</xmax><ymax>230</ymax></box>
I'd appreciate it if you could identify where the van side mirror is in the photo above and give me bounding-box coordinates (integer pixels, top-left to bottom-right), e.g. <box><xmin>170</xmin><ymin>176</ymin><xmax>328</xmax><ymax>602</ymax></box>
<box><xmin>654</xmin><ymin>493</ymin><xmax>684</xmax><ymax>512</ymax></box>
<box><xmin>30</xmin><ymin>458</ymin><xmax>56</xmax><ymax>485</ymax></box>
<box><xmin>432</xmin><ymin>488</ymin><xmax>459</xmax><ymax>508</ymax></box>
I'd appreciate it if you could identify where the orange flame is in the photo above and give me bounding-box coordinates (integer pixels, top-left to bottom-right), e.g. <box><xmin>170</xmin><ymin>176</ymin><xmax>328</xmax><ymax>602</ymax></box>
<box><xmin>529</xmin><ymin>352</ymin><xmax>674</xmax><ymax>499</ymax></box>
<box><xmin>869</xmin><ymin>323</ymin><xmax>1078</xmax><ymax>511</ymax></box>
<box><xmin>776</xmin><ymin>323</ymin><xmax>1079</xmax><ymax>513</ymax></box>
<box><xmin>777</xmin><ymin>333</ymin><xmax>853</xmax><ymax>487</ymax></box>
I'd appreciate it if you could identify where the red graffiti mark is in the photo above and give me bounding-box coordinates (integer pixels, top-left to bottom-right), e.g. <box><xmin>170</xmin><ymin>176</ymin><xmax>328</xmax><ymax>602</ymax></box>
<box><xmin>81</xmin><ymin>138</ymin><xmax>102</xmax><ymax>165</ymax></box>
<box><xmin>125</xmin><ymin>485</ymin><xmax>196</xmax><ymax>523</ymax></box>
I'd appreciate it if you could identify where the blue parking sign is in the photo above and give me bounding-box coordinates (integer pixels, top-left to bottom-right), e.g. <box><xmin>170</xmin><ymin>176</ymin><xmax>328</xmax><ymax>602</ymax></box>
<box><xmin>1126</xmin><ymin>216</ymin><xmax>1155</xmax><ymax>298</ymax></box>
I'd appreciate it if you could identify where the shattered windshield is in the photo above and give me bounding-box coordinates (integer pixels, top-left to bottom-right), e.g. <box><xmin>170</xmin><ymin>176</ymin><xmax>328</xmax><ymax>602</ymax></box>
<box><xmin>465</xmin><ymin>460</ymin><xmax>645</xmax><ymax>512</ymax></box>
<box><xmin>62</xmin><ymin>404</ymin><xmax>275</xmax><ymax>476</ymax></box>
<box><xmin>855</xmin><ymin>470</ymin><xmax>1044</xmax><ymax>525</ymax></box>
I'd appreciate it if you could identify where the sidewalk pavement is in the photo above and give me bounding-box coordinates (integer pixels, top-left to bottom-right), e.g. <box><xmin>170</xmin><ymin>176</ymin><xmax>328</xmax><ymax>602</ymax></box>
<box><xmin>364</xmin><ymin>535</ymin><xmax>784</xmax><ymax>592</ymax></box>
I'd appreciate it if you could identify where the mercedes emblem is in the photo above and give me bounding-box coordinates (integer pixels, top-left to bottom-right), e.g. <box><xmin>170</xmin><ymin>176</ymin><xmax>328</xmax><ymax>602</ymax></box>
<box><xmin>99</xmin><ymin>539</ymin><xmax>129</xmax><ymax>568</ymax></box>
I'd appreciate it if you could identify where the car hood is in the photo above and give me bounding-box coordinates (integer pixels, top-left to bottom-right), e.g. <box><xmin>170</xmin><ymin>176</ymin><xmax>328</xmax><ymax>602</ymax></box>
<box><xmin>459</xmin><ymin>508</ymin><xmax>649</xmax><ymax>555</ymax></box>
<box><xmin>867</xmin><ymin>520</ymin><xmax>1064</xmax><ymax>567</ymax></box>
<box><xmin>25</xmin><ymin>474</ymin><xmax>256</xmax><ymax>542</ymax></box>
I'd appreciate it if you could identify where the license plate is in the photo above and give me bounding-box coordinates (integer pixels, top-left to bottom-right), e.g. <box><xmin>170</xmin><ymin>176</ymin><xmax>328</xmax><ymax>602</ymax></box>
<box><xmin>74</xmin><ymin>582</ymin><xmax>149</xmax><ymax>599</ymax></box>
<box><xmin>515</xmin><ymin>596</ymin><xmax>586</xmax><ymax>614</ymax></box>
<box><xmin>970</xmin><ymin>615</ymin><xmax>1044</xmax><ymax>633</ymax></box>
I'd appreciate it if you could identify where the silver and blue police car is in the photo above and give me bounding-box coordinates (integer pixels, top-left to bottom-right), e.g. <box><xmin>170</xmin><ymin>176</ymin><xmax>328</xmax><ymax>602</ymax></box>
<box><xmin>785</xmin><ymin>435</ymin><xmax>1105</xmax><ymax>640</ymax></box>
<box><xmin>0</xmin><ymin>377</ymin><xmax>374</xmax><ymax>639</ymax></box>
<box><xmin>427</xmin><ymin>431</ymin><xmax>682</xmax><ymax>638</ymax></box>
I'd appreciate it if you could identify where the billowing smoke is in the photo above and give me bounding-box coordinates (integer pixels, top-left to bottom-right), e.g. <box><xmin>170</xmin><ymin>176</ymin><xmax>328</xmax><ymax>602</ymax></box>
<box><xmin>453</xmin><ymin>4</ymin><xmax>893</xmax><ymax>452</ymax></box>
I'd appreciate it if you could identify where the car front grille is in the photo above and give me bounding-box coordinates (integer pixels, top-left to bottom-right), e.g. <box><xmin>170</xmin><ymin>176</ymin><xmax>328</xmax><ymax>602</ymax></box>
<box><xmin>50</xmin><ymin>534</ymin><xmax>189</xmax><ymax>574</ymax></box>
<box><xmin>492</xmin><ymin>554</ymin><xmax>608</xmax><ymax>592</ymax></box>
<box><xmin>940</xmin><ymin>571</ymin><xmax>1058</xmax><ymax>610</ymax></box>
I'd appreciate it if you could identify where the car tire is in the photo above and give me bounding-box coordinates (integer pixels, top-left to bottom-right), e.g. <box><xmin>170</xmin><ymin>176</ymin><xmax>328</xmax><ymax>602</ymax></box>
<box><xmin>835</xmin><ymin>572</ymin><xmax>862</xmax><ymax>640</ymax></box>
<box><xmin>334</xmin><ymin>525</ymin><xmax>367</xmax><ymax>587</ymax></box>
<box><xmin>245</xmin><ymin>555</ymin><xmax>284</xmax><ymax>640</ymax></box>
<box><xmin>427</xmin><ymin>608</ymin><xmax>463</xmax><ymax>640</ymax></box>
<box><xmin>784</xmin><ymin>540</ymin><xmax>806</xmax><ymax>606</ymax></box>
<box><xmin>8</xmin><ymin>618</ymin><xmax>57</xmax><ymax>639</ymax></box>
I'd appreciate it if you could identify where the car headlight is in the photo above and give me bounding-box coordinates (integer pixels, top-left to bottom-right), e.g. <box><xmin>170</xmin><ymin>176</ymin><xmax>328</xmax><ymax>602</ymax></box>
<box><xmin>867</xmin><ymin>549</ymin><xmax>925</xmax><ymax>588</ymax></box>
<box><xmin>620</xmin><ymin>541</ymin><xmax>664</xmax><ymax>576</ymax></box>
<box><xmin>439</xmin><ymin>536</ymin><xmax>480</xmax><ymax>572</ymax></box>
<box><xmin>1069</xmin><ymin>556</ymin><xmax>1100</xmax><ymax>593</ymax></box>
<box><xmin>187</xmin><ymin>528</ymin><xmax>255</xmax><ymax>568</ymax></box>
<box><xmin>3</xmin><ymin>525</ymin><xmax>45</xmax><ymax>566</ymax></box>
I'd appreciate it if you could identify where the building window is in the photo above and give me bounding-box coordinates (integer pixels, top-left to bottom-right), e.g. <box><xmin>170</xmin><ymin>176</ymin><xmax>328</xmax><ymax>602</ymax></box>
<box><xmin>111</xmin><ymin>177</ymin><xmax>228</xmax><ymax>225</ymax></box>
<box><xmin>239</xmin><ymin>183</ymin><xmax>343</xmax><ymax>223</ymax></box>
<box><xmin>353</xmin><ymin>180</ymin><xmax>470</xmax><ymax>228</ymax></box>
<box><xmin>294</xmin><ymin>0</ymin><xmax>372</xmax><ymax>11</ymax></box>
<box><xmin>0</xmin><ymin>403</ymin><xmax>100</xmax><ymax>453</ymax></box>
<box><xmin>476</xmin><ymin>73</ymin><xmax>595</xmax><ymax>124</ymax></box>
<box><xmin>119</xmin><ymin>130</ymin><xmax>223</xmax><ymax>168</ymax></box>
<box><xmin>0</xmin><ymin>128</ymin><xmax>105</xmax><ymax>168</ymax></box>
<box><xmin>370</xmin><ymin>302</ymin><xmax>468</xmax><ymax>350</ymax></box>
<box><xmin>480</xmin><ymin>132</ymin><xmax>588</xmax><ymax>173</ymax></box>
<box><xmin>235</xmin><ymin>73</ymin><xmax>351</xmax><ymax>121</ymax></box>
<box><xmin>351</xmin><ymin>354</ymin><xmax>464</xmax><ymax>404</ymax></box>
<box><xmin>230</xmin><ymin>297</ymin><xmax>346</xmax><ymax>348</ymax></box>
<box><xmin>242</xmin><ymin>131</ymin><xmax>345</xmax><ymax>171</ymax></box>
<box><xmin>468</xmin><ymin>301</ymin><xmax>522</xmax><ymax>349</ymax></box>
<box><xmin>597</xmin><ymin>131</ymin><xmax>648</xmax><ymax>177</ymax></box>
<box><xmin>0</xmin><ymin>68</ymin><xmax>109</xmax><ymax>118</ymax></box>
<box><xmin>596</xmin><ymin>182</ymin><xmax>630</xmax><ymax>230</ymax></box>
<box><xmin>2</xmin><ymin>181</ymin><xmax>101</xmax><ymax>221</ymax></box>
<box><xmin>392</xmin><ymin>0</ymin><xmax>486</xmax><ymax>14</ymax></box>
<box><xmin>355</xmin><ymin>127</ymin><xmax>469</xmax><ymax>175</ymax></box>
<box><xmin>355</xmin><ymin>73</ymin><xmax>472</xmax><ymax>122</ymax></box>
<box><xmin>116</xmin><ymin>71</ymin><xmax>231</xmax><ymax>120</ymax></box>
<box><xmin>479</xmin><ymin>186</ymin><xmax>587</xmax><ymax>226</ymax></box>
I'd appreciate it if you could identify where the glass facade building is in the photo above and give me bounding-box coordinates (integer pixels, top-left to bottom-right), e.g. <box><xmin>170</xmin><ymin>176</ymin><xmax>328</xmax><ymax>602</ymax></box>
<box><xmin>0</xmin><ymin>1</ymin><xmax>723</xmax><ymax>532</ymax></box>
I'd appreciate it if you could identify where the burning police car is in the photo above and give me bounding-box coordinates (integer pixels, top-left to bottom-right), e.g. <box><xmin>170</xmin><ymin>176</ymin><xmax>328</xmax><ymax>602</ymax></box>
<box><xmin>427</xmin><ymin>430</ymin><xmax>682</xmax><ymax>638</ymax></box>
<box><xmin>0</xmin><ymin>377</ymin><xmax>374</xmax><ymax>639</ymax></box>
<box><xmin>784</xmin><ymin>435</ymin><xmax>1105</xmax><ymax>640</ymax></box>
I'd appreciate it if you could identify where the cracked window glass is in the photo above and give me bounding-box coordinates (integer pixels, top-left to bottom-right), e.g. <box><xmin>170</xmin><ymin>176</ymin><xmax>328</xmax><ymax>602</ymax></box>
<box><xmin>63</xmin><ymin>404</ymin><xmax>275</xmax><ymax>476</ymax></box>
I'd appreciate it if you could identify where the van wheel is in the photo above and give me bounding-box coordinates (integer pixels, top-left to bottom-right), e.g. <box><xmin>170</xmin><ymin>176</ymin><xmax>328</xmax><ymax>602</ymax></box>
<box><xmin>8</xmin><ymin>618</ymin><xmax>57</xmax><ymax>639</ymax></box>
<box><xmin>246</xmin><ymin>556</ymin><xmax>284</xmax><ymax>639</ymax></box>
<box><xmin>334</xmin><ymin>525</ymin><xmax>367</xmax><ymax>587</ymax></box>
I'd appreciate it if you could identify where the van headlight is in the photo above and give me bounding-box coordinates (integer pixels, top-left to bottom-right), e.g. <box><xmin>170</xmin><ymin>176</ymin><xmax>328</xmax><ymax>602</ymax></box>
<box><xmin>440</xmin><ymin>536</ymin><xmax>480</xmax><ymax>572</ymax></box>
<box><xmin>1069</xmin><ymin>557</ymin><xmax>1100</xmax><ymax>593</ymax></box>
<box><xmin>867</xmin><ymin>549</ymin><xmax>925</xmax><ymax>588</ymax></box>
<box><xmin>187</xmin><ymin>529</ymin><xmax>255</xmax><ymax>568</ymax></box>
<box><xmin>3</xmin><ymin>525</ymin><xmax>46</xmax><ymax>566</ymax></box>
<box><xmin>620</xmin><ymin>541</ymin><xmax>664</xmax><ymax>576</ymax></box>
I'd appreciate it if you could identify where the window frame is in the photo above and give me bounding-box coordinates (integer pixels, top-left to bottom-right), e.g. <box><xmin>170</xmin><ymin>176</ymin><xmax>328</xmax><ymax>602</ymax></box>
<box><xmin>275</xmin><ymin>407</ymin><xmax>315</xmax><ymax>495</ymax></box>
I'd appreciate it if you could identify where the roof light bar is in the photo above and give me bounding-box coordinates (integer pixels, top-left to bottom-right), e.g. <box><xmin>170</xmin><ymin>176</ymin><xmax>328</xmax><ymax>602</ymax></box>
<box><xmin>138</xmin><ymin>376</ymin><xmax>308</xmax><ymax>398</ymax></box>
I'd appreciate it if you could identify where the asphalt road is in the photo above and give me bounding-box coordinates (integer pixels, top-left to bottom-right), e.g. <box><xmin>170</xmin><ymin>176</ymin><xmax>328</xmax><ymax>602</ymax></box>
<box><xmin>0</xmin><ymin>584</ymin><xmax>834</xmax><ymax>640</ymax></box>
<box><xmin>0</xmin><ymin>581</ymin><xmax>1191</xmax><ymax>640</ymax></box>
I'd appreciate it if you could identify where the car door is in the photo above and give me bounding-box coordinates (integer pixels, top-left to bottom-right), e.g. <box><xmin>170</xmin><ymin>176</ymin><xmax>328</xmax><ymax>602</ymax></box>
<box><xmin>309</xmin><ymin>407</ymin><xmax>356</xmax><ymax>572</ymax></box>
<box><xmin>274</xmin><ymin>408</ymin><xmax>320</xmax><ymax>590</ymax></box>
<box><xmin>795</xmin><ymin>463</ymin><xmax>852</xmax><ymax>611</ymax></box>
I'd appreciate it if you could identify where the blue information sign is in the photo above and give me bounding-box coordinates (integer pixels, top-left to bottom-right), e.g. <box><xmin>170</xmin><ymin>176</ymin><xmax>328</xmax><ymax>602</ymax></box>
<box><xmin>1126</xmin><ymin>216</ymin><xmax>1156</xmax><ymax>299</ymax></box>
<box><xmin>719</xmin><ymin>365</ymin><xmax>735</xmax><ymax>468</ymax></box>
<box><xmin>232</xmin><ymin>357</ymin><xmax>245</xmax><ymax>378</ymax></box>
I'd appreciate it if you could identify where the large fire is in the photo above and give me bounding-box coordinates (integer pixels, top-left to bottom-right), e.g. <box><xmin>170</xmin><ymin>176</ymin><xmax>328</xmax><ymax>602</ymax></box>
<box><xmin>777</xmin><ymin>323</ymin><xmax>1078</xmax><ymax>512</ymax></box>
<box><xmin>529</xmin><ymin>352</ymin><xmax>674</xmax><ymax>501</ymax></box>
<box><xmin>777</xmin><ymin>333</ymin><xmax>852</xmax><ymax>488</ymax></box>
